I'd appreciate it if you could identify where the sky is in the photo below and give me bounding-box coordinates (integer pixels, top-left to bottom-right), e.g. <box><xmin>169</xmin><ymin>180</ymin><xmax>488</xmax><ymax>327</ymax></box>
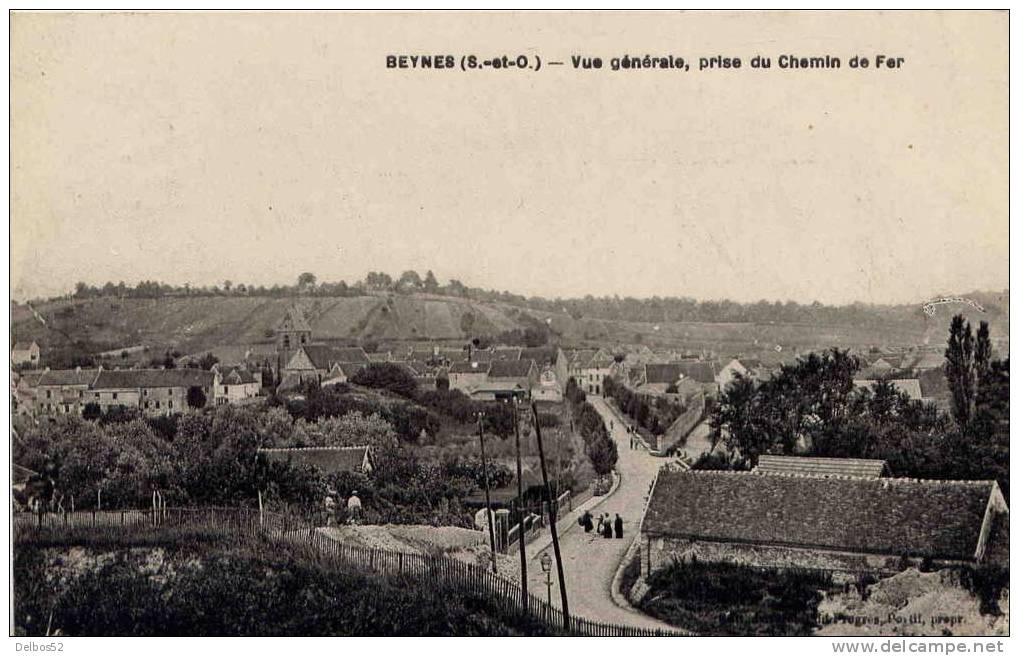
<box><xmin>10</xmin><ymin>11</ymin><xmax>1009</xmax><ymax>305</ymax></box>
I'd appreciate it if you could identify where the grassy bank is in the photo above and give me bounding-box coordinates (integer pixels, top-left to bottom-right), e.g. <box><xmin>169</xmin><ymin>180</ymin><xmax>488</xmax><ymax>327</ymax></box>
<box><xmin>14</xmin><ymin>526</ymin><xmax>561</xmax><ymax>636</ymax></box>
<box><xmin>636</xmin><ymin>560</ymin><xmax>838</xmax><ymax>636</ymax></box>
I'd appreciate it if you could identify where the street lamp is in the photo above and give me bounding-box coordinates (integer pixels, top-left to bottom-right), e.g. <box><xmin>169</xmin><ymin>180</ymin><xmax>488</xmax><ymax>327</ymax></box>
<box><xmin>540</xmin><ymin>552</ymin><xmax>553</xmax><ymax>604</ymax></box>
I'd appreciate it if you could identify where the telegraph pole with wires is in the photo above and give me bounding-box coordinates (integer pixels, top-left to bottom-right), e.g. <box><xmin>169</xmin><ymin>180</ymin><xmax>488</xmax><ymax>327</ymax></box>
<box><xmin>512</xmin><ymin>397</ymin><xmax>528</xmax><ymax>610</ymax></box>
<box><xmin>477</xmin><ymin>411</ymin><xmax>498</xmax><ymax>574</ymax></box>
<box><xmin>531</xmin><ymin>402</ymin><xmax>569</xmax><ymax>629</ymax></box>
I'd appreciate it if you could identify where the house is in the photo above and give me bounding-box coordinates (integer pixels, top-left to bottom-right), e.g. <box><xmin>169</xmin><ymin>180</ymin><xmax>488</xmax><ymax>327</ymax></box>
<box><xmin>34</xmin><ymin>367</ymin><xmax>101</xmax><ymax>415</ymax></box>
<box><xmin>564</xmin><ymin>349</ymin><xmax>598</xmax><ymax>379</ymax></box>
<box><xmin>12</xmin><ymin>341</ymin><xmax>41</xmax><ymax>367</ymax></box>
<box><xmin>853</xmin><ymin>378</ymin><xmax>924</xmax><ymax>401</ymax></box>
<box><xmin>282</xmin><ymin>345</ymin><xmax>370</xmax><ymax>386</ymax></box>
<box><xmin>448</xmin><ymin>361</ymin><xmax>489</xmax><ymax>392</ymax></box>
<box><xmin>532</xmin><ymin>364</ymin><xmax>564</xmax><ymax>402</ymax></box>
<box><xmin>468</xmin><ymin>381</ymin><xmax>527</xmax><ymax>402</ymax></box>
<box><xmin>211</xmin><ymin>364</ymin><xmax>262</xmax><ymax>404</ymax></box>
<box><xmin>640</xmin><ymin>469</ymin><xmax>1009</xmax><ymax>577</ymax></box>
<box><xmin>90</xmin><ymin>368</ymin><xmax>218</xmax><ymax>414</ymax></box>
<box><xmin>258</xmin><ymin>445</ymin><xmax>375</xmax><ymax>476</ymax></box>
<box><xmin>640</xmin><ymin>361</ymin><xmax>718</xmax><ymax>395</ymax></box>
<box><xmin>404</xmin><ymin>360</ymin><xmax>442</xmax><ymax>391</ymax></box>
<box><xmin>488</xmin><ymin>359</ymin><xmax>539</xmax><ymax>395</ymax></box>
<box><xmin>715</xmin><ymin>358</ymin><xmax>750</xmax><ymax>391</ymax></box>
<box><xmin>12</xmin><ymin>370</ymin><xmax>45</xmax><ymax>414</ymax></box>
<box><xmin>754</xmin><ymin>455</ymin><xmax>890</xmax><ymax>478</ymax></box>
<box><xmin>566</xmin><ymin>349</ymin><xmax>614</xmax><ymax>395</ymax></box>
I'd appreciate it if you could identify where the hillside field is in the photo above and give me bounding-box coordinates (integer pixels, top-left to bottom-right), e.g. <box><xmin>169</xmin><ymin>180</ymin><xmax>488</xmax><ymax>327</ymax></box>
<box><xmin>10</xmin><ymin>292</ymin><xmax>1009</xmax><ymax>365</ymax></box>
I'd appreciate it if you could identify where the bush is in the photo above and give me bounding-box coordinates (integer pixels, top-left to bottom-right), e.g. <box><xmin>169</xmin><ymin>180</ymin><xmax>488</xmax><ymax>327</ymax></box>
<box><xmin>351</xmin><ymin>363</ymin><xmax>419</xmax><ymax>399</ymax></box>
<box><xmin>639</xmin><ymin>560</ymin><xmax>836</xmax><ymax>636</ymax></box>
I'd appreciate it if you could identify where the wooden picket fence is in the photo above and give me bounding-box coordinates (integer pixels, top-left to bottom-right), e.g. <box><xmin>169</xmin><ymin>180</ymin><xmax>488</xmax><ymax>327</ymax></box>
<box><xmin>14</xmin><ymin>507</ymin><xmax>687</xmax><ymax>637</ymax></box>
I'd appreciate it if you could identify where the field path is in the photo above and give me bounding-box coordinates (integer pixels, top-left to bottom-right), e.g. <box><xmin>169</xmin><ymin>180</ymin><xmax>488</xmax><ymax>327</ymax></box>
<box><xmin>524</xmin><ymin>395</ymin><xmax>673</xmax><ymax>631</ymax></box>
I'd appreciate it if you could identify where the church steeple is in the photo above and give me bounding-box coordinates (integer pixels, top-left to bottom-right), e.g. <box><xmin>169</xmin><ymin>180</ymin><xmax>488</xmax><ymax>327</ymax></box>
<box><xmin>275</xmin><ymin>305</ymin><xmax>312</xmax><ymax>374</ymax></box>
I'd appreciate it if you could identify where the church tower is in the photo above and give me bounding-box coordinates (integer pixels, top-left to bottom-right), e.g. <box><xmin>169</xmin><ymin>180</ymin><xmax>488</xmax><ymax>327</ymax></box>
<box><xmin>275</xmin><ymin>305</ymin><xmax>312</xmax><ymax>374</ymax></box>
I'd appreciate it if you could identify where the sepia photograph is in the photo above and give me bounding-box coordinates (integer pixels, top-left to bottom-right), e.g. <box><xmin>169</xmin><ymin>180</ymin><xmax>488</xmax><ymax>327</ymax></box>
<box><xmin>6</xmin><ymin>8</ymin><xmax>1011</xmax><ymax>644</ymax></box>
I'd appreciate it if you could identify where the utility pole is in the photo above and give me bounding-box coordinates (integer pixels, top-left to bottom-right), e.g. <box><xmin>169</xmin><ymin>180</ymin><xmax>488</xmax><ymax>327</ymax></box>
<box><xmin>478</xmin><ymin>412</ymin><xmax>498</xmax><ymax>574</ymax></box>
<box><xmin>513</xmin><ymin>398</ymin><xmax>528</xmax><ymax>610</ymax></box>
<box><xmin>531</xmin><ymin>402</ymin><xmax>569</xmax><ymax>629</ymax></box>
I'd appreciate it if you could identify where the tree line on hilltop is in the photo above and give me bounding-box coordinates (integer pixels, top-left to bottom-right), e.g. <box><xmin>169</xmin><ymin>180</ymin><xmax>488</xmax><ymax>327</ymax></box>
<box><xmin>58</xmin><ymin>271</ymin><xmax>1004</xmax><ymax>327</ymax></box>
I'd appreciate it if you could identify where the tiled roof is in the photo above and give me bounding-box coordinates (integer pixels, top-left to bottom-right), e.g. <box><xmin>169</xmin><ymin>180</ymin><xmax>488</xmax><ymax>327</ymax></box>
<box><xmin>409</xmin><ymin>349</ymin><xmax>436</xmax><ymax>362</ymax></box>
<box><xmin>450</xmin><ymin>361</ymin><xmax>489</xmax><ymax>374</ymax></box>
<box><xmin>301</xmin><ymin>345</ymin><xmax>370</xmax><ymax>370</ymax></box>
<box><xmin>436</xmin><ymin>348</ymin><xmax>468</xmax><ymax>362</ymax></box>
<box><xmin>646</xmin><ymin>363</ymin><xmax>675</xmax><ymax>383</ymax></box>
<box><xmin>17</xmin><ymin>371</ymin><xmax>45</xmax><ymax>387</ymax></box>
<box><xmin>755</xmin><ymin>455</ymin><xmax>888</xmax><ymax>479</ymax></box>
<box><xmin>38</xmin><ymin>368</ymin><xmax>100</xmax><ymax>387</ymax></box>
<box><xmin>12</xmin><ymin>341</ymin><xmax>37</xmax><ymax>352</ymax></box>
<box><xmin>93</xmin><ymin>368</ymin><xmax>216</xmax><ymax>390</ymax></box>
<box><xmin>489</xmin><ymin>359</ymin><xmax>536</xmax><ymax>379</ymax></box>
<box><xmin>492</xmin><ymin>347</ymin><xmax>523</xmax><ymax>360</ymax></box>
<box><xmin>644</xmin><ymin>470</ymin><xmax>999</xmax><ymax>561</ymax></box>
<box><xmin>854</xmin><ymin>379</ymin><xmax>924</xmax><ymax>401</ymax></box>
<box><xmin>258</xmin><ymin>445</ymin><xmax>372</xmax><ymax>474</ymax></box>
<box><xmin>645</xmin><ymin>362</ymin><xmax>718</xmax><ymax>385</ymax></box>
<box><xmin>568</xmin><ymin>349</ymin><xmax>598</xmax><ymax>368</ymax></box>
<box><xmin>468</xmin><ymin>381</ymin><xmax>525</xmax><ymax>393</ymax></box>
<box><xmin>519</xmin><ymin>347</ymin><xmax>556</xmax><ymax>364</ymax></box>
<box><xmin>215</xmin><ymin>365</ymin><xmax>258</xmax><ymax>385</ymax></box>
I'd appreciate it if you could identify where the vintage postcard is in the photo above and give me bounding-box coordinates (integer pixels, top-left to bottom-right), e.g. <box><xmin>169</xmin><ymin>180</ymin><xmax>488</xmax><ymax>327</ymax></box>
<box><xmin>8</xmin><ymin>9</ymin><xmax>1010</xmax><ymax>645</ymax></box>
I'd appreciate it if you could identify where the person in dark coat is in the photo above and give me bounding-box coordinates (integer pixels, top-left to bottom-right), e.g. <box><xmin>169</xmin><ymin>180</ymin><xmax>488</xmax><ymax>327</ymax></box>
<box><xmin>614</xmin><ymin>514</ymin><xmax>624</xmax><ymax>539</ymax></box>
<box><xmin>602</xmin><ymin>515</ymin><xmax>613</xmax><ymax>538</ymax></box>
<box><xmin>581</xmin><ymin>510</ymin><xmax>594</xmax><ymax>533</ymax></box>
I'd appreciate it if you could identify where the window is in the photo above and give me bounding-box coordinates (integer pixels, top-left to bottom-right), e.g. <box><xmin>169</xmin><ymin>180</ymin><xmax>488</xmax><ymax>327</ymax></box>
<box><xmin>224</xmin><ymin>385</ymin><xmax>229</xmax><ymax>394</ymax></box>
<box><xmin>112</xmin><ymin>393</ymin><xmax>118</xmax><ymax>400</ymax></box>
<box><xmin>155</xmin><ymin>401</ymin><xmax>160</xmax><ymax>409</ymax></box>
<box><xmin>168</xmin><ymin>400</ymin><xmax>173</xmax><ymax>409</ymax></box>
<box><xmin>144</xmin><ymin>401</ymin><xmax>149</xmax><ymax>409</ymax></box>
<box><xmin>78</xmin><ymin>390</ymin><xmax>83</xmax><ymax>398</ymax></box>
<box><xmin>300</xmin><ymin>335</ymin><xmax>307</xmax><ymax>344</ymax></box>
<box><xmin>143</xmin><ymin>389</ymin><xmax>148</xmax><ymax>397</ymax></box>
<box><xmin>283</xmin><ymin>335</ymin><xmax>291</xmax><ymax>348</ymax></box>
<box><xmin>95</xmin><ymin>392</ymin><xmax>100</xmax><ymax>399</ymax></box>
<box><xmin>168</xmin><ymin>388</ymin><xmax>173</xmax><ymax>396</ymax></box>
<box><xmin>46</xmin><ymin>390</ymin><xmax>51</xmax><ymax>398</ymax></box>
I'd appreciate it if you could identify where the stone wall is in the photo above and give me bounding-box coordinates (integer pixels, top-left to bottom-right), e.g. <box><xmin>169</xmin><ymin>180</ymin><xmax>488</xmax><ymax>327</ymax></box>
<box><xmin>638</xmin><ymin>533</ymin><xmax>963</xmax><ymax>578</ymax></box>
<box><xmin>655</xmin><ymin>392</ymin><xmax>705</xmax><ymax>454</ymax></box>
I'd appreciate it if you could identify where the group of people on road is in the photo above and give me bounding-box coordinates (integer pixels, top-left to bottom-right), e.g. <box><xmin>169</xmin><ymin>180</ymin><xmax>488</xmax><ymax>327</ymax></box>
<box><xmin>580</xmin><ymin>510</ymin><xmax>624</xmax><ymax>539</ymax></box>
<box><xmin>625</xmin><ymin>424</ymin><xmax>646</xmax><ymax>450</ymax></box>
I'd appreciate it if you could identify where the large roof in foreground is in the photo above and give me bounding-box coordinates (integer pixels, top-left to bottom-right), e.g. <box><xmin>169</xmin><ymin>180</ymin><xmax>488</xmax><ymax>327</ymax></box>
<box><xmin>644</xmin><ymin>470</ymin><xmax>1000</xmax><ymax>561</ymax></box>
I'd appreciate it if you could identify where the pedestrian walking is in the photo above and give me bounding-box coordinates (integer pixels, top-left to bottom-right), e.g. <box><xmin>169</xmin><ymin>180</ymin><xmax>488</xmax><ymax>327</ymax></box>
<box><xmin>602</xmin><ymin>515</ymin><xmax>613</xmax><ymax>539</ymax></box>
<box><xmin>346</xmin><ymin>490</ymin><xmax>362</xmax><ymax>524</ymax></box>
<box><xmin>595</xmin><ymin>513</ymin><xmax>604</xmax><ymax>535</ymax></box>
<box><xmin>581</xmin><ymin>510</ymin><xmax>594</xmax><ymax>533</ymax></box>
<box><xmin>614</xmin><ymin>513</ymin><xmax>624</xmax><ymax>539</ymax></box>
